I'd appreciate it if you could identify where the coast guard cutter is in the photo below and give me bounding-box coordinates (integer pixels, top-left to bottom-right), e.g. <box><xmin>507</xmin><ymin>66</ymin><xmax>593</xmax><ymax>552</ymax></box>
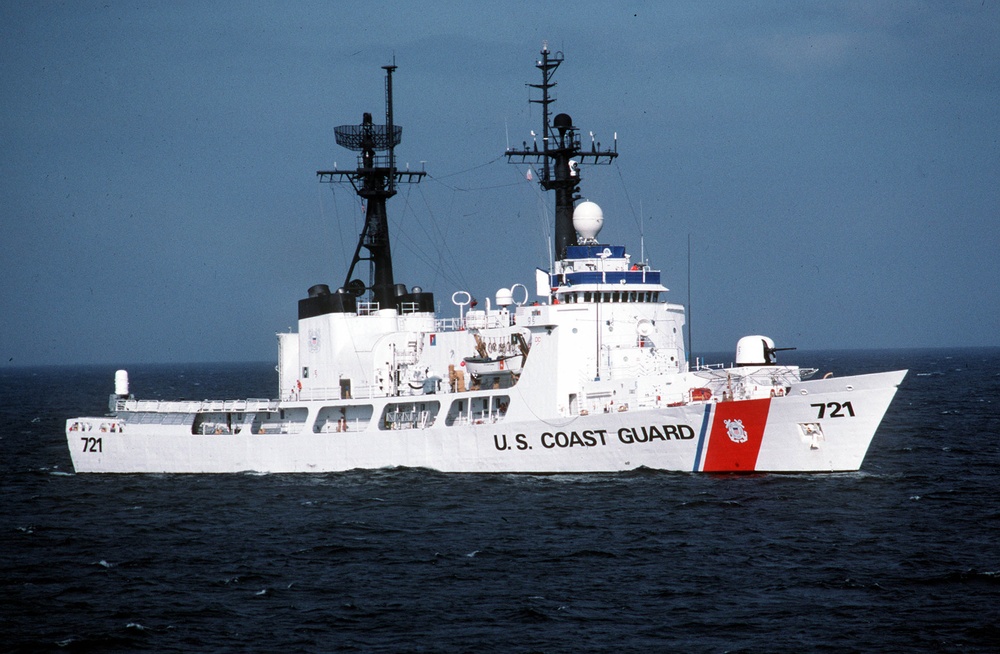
<box><xmin>66</xmin><ymin>46</ymin><xmax>906</xmax><ymax>473</ymax></box>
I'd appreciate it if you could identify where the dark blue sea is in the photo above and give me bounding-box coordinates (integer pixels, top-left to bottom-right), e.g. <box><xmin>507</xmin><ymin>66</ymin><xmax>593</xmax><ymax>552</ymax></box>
<box><xmin>2</xmin><ymin>348</ymin><xmax>998</xmax><ymax>653</ymax></box>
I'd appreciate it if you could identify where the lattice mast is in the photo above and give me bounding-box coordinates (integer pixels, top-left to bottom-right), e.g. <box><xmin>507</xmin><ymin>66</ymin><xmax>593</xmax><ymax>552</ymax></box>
<box><xmin>505</xmin><ymin>43</ymin><xmax>618</xmax><ymax>261</ymax></box>
<box><xmin>317</xmin><ymin>64</ymin><xmax>425</xmax><ymax>310</ymax></box>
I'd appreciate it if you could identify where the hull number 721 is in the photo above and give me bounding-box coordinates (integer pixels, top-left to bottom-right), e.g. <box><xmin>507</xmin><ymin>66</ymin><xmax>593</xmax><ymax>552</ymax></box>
<box><xmin>811</xmin><ymin>401</ymin><xmax>855</xmax><ymax>419</ymax></box>
<box><xmin>80</xmin><ymin>437</ymin><xmax>103</xmax><ymax>453</ymax></box>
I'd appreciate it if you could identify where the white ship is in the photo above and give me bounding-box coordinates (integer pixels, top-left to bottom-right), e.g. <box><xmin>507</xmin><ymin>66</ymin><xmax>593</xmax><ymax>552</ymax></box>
<box><xmin>66</xmin><ymin>46</ymin><xmax>906</xmax><ymax>474</ymax></box>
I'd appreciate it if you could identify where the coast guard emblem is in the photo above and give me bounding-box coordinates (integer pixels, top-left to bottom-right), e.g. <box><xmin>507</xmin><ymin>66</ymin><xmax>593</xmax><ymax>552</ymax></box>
<box><xmin>724</xmin><ymin>419</ymin><xmax>748</xmax><ymax>444</ymax></box>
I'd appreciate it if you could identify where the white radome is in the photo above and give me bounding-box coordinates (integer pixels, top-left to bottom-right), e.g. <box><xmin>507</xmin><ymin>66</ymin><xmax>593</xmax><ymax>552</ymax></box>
<box><xmin>573</xmin><ymin>201</ymin><xmax>604</xmax><ymax>241</ymax></box>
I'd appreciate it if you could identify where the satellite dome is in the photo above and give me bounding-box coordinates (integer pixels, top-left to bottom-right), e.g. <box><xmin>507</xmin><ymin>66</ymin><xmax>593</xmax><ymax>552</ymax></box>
<box><xmin>553</xmin><ymin>113</ymin><xmax>574</xmax><ymax>133</ymax></box>
<box><xmin>495</xmin><ymin>287</ymin><xmax>514</xmax><ymax>306</ymax></box>
<box><xmin>573</xmin><ymin>201</ymin><xmax>604</xmax><ymax>241</ymax></box>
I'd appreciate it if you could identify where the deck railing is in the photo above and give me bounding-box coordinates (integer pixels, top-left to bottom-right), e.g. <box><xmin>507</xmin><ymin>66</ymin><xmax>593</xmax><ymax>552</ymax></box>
<box><xmin>115</xmin><ymin>398</ymin><xmax>279</xmax><ymax>413</ymax></box>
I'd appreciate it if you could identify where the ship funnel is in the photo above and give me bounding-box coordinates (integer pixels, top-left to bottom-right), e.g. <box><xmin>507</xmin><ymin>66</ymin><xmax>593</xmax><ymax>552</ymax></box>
<box><xmin>308</xmin><ymin>284</ymin><xmax>331</xmax><ymax>298</ymax></box>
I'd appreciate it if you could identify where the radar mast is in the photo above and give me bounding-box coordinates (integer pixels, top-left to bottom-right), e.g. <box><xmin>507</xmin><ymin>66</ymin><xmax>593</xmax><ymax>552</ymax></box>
<box><xmin>317</xmin><ymin>65</ymin><xmax>426</xmax><ymax>310</ymax></box>
<box><xmin>505</xmin><ymin>43</ymin><xmax>618</xmax><ymax>261</ymax></box>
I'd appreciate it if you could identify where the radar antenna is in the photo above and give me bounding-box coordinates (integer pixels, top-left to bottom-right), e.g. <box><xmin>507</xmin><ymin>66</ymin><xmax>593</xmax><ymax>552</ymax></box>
<box><xmin>317</xmin><ymin>64</ymin><xmax>426</xmax><ymax>310</ymax></box>
<box><xmin>505</xmin><ymin>43</ymin><xmax>618</xmax><ymax>261</ymax></box>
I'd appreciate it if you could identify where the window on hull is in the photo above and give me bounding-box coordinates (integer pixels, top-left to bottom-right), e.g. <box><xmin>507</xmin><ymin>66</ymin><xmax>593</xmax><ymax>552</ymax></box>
<box><xmin>444</xmin><ymin>395</ymin><xmax>510</xmax><ymax>426</ymax></box>
<box><xmin>379</xmin><ymin>401</ymin><xmax>441</xmax><ymax>430</ymax></box>
<box><xmin>314</xmin><ymin>404</ymin><xmax>374</xmax><ymax>433</ymax></box>
<box><xmin>191</xmin><ymin>409</ymin><xmax>308</xmax><ymax>435</ymax></box>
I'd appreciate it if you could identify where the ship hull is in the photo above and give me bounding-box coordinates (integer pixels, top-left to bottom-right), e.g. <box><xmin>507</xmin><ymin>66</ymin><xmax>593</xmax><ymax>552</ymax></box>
<box><xmin>66</xmin><ymin>370</ymin><xmax>904</xmax><ymax>474</ymax></box>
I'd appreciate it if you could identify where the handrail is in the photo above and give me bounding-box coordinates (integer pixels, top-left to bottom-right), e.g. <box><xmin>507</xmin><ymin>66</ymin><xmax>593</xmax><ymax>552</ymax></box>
<box><xmin>435</xmin><ymin>317</ymin><xmax>463</xmax><ymax>331</ymax></box>
<box><xmin>115</xmin><ymin>398</ymin><xmax>279</xmax><ymax>413</ymax></box>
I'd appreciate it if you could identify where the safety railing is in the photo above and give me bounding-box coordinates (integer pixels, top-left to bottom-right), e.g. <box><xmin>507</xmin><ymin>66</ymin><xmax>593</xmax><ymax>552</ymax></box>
<box><xmin>115</xmin><ymin>398</ymin><xmax>279</xmax><ymax>413</ymax></box>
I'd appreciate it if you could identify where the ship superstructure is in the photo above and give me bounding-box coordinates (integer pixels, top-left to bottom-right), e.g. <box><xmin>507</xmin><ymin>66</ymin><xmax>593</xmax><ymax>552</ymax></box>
<box><xmin>66</xmin><ymin>46</ymin><xmax>906</xmax><ymax>474</ymax></box>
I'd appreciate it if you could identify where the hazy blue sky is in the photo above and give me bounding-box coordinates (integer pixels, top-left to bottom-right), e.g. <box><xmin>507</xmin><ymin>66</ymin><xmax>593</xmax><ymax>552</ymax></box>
<box><xmin>3</xmin><ymin>1</ymin><xmax>998</xmax><ymax>367</ymax></box>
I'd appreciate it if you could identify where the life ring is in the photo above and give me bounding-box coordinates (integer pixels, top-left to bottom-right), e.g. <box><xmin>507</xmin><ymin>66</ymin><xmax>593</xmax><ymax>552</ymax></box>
<box><xmin>499</xmin><ymin>358</ymin><xmax>505</xmax><ymax>370</ymax></box>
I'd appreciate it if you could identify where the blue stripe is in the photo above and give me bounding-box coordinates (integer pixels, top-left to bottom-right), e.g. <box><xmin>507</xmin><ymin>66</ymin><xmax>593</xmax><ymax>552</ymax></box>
<box><xmin>556</xmin><ymin>271</ymin><xmax>662</xmax><ymax>286</ymax></box>
<box><xmin>693</xmin><ymin>403</ymin><xmax>713</xmax><ymax>472</ymax></box>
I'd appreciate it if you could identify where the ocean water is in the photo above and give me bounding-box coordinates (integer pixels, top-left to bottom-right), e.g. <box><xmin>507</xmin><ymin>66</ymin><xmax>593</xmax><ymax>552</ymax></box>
<box><xmin>2</xmin><ymin>348</ymin><xmax>998</xmax><ymax>653</ymax></box>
